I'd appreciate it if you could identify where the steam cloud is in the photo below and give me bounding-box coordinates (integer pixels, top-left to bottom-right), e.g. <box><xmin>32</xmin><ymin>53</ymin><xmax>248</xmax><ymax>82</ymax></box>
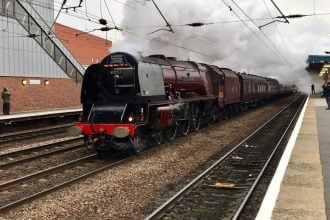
<box><xmin>111</xmin><ymin>0</ymin><xmax>330</xmax><ymax>92</ymax></box>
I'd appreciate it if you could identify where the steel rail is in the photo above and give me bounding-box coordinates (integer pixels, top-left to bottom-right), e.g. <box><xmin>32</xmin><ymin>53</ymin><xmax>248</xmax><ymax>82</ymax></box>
<box><xmin>0</xmin><ymin>124</ymin><xmax>73</xmax><ymax>144</ymax></box>
<box><xmin>0</xmin><ymin>154</ymin><xmax>97</xmax><ymax>191</ymax></box>
<box><xmin>0</xmin><ymin>141</ymin><xmax>84</xmax><ymax>169</ymax></box>
<box><xmin>0</xmin><ymin>141</ymin><xmax>164</xmax><ymax>212</ymax></box>
<box><xmin>145</xmin><ymin>95</ymin><xmax>303</xmax><ymax>220</ymax></box>
<box><xmin>0</xmin><ymin>136</ymin><xmax>81</xmax><ymax>157</ymax></box>
<box><xmin>232</xmin><ymin>96</ymin><xmax>306</xmax><ymax>219</ymax></box>
<box><xmin>0</xmin><ymin>96</ymin><xmax>299</xmax><ymax>213</ymax></box>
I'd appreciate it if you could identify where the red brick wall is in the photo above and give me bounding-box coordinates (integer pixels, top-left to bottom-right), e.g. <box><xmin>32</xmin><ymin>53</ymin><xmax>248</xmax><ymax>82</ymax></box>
<box><xmin>0</xmin><ymin>77</ymin><xmax>81</xmax><ymax>113</ymax></box>
<box><xmin>55</xmin><ymin>23</ymin><xmax>112</xmax><ymax>66</ymax></box>
<box><xmin>0</xmin><ymin>24</ymin><xmax>111</xmax><ymax>113</ymax></box>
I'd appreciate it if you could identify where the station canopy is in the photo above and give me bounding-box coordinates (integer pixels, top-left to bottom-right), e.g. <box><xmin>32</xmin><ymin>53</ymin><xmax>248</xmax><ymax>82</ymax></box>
<box><xmin>306</xmin><ymin>55</ymin><xmax>330</xmax><ymax>74</ymax></box>
<box><xmin>320</xmin><ymin>64</ymin><xmax>330</xmax><ymax>77</ymax></box>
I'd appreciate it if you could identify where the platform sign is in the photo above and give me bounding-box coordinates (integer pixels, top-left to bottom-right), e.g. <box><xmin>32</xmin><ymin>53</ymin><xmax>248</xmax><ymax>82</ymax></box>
<box><xmin>102</xmin><ymin>52</ymin><xmax>137</xmax><ymax>68</ymax></box>
<box><xmin>29</xmin><ymin>80</ymin><xmax>41</xmax><ymax>85</ymax></box>
<box><xmin>109</xmin><ymin>54</ymin><xmax>125</xmax><ymax>64</ymax></box>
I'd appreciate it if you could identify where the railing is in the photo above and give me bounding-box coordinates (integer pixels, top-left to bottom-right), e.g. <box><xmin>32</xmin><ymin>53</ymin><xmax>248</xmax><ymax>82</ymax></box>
<box><xmin>0</xmin><ymin>0</ymin><xmax>84</xmax><ymax>85</ymax></box>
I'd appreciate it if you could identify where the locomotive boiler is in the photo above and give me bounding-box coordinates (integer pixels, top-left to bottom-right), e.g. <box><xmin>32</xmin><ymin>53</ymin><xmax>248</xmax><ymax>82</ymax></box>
<box><xmin>75</xmin><ymin>52</ymin><xmax>287</xmax><ymax>155</ymax></box>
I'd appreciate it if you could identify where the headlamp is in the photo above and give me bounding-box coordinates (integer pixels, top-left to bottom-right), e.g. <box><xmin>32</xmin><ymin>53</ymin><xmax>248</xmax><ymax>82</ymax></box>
<box><xmin>112</xmin><ymin>127</ymin><xmax>129</xmax><ymax>138</ymax></box>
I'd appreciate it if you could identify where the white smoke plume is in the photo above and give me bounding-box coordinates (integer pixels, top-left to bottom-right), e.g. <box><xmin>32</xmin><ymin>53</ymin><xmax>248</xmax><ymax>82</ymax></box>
<box><xmin>111</xmin><ymin>0</ymin><xmax>330</xmax><ymax>92</ymax></box>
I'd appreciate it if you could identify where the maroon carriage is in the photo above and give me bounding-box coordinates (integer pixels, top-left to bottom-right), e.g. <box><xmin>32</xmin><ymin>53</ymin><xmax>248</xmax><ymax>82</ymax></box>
<box><xmin>75</xmin><ymin>52</ymin><xmax>289</xmax><ymax>155</ymax></box>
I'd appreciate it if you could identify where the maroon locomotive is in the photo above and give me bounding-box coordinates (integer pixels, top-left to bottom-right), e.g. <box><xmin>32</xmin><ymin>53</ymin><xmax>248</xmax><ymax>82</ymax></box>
<box><xmin>75</xmin><ymin>52</ymin><xmax>289</xmax><ymax>155</ymax></box>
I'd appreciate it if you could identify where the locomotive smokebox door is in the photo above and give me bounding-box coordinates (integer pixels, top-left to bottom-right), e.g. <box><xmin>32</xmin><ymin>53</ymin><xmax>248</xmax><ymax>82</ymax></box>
<box><xmin>138</xmin><ymin>63</ymin><xmax>165</xmax><ymax>98</ymax></box>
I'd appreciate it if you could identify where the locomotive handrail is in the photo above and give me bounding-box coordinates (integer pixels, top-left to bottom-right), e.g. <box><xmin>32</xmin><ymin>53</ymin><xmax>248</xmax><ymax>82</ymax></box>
<box><xmin>121</xmin><ymin>104</ymin><xmax>128</xmax><ymax>123</ymax></box>
<box><xmin>87</xmin><ymin>104</ymin><xmax>95</xmax><ymax>123</ymax></box>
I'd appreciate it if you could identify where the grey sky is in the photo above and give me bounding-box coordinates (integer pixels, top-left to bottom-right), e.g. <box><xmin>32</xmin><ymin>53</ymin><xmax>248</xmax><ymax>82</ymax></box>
<box><xmin>58</xmin><ymin>0</ymin><xmax>330</xmax><ymax>91</ymax></box>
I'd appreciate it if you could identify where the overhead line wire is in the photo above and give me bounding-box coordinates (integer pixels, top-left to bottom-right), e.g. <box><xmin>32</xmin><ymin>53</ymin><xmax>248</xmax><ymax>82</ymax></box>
<box><xmin>18</xmin><ymin>0</ymin><xmax>330</xmax><ymax>30</ymax></box>
<box><xmin>84</xmin><ymin>0</ymin><xmax>91</xmax><ymax>21</ymax></box>
<box><xmin>230</xmin><ymin>0</ymin><xmax>291</xmax><ymax>66</ymax></box>
<box><xmin>1</xmin><ymin>22</ymin><xmax>210</xmax><ymax>61</ymax></box>
<box><xmin>0</xmin><ymin>27</ymin><xmax>112</xmax><ymax>52</ymax></box>
<box><xmin>269</xmin><ymin>0</ymin><xmax>289</xmax><ymax>23</ymax></box>
<box><xmin>220</xmin><ymin>0</ymin><xmax>280</xmax><ymax>59</ymax></box>
<box><xmin>10</xmin><ymin>0</ymin><xmax>330</xmax><ymax>62</ymax></box>
<box><xmin>261</xmin><ymin>0</ymin><xmax>299</xmax><ymax>64</ymax></box>
<box><xmin>112</xmin><ymin>0</ymin><xmax>135</xmax><ymax>9</ymax></box>
<box><xmin>99</xmin><ymin>0</ymin><xmax>103</xmax><ymax>18</ymax></box>
<box><xmin>0</xmin><ymin>0</ymin><xmax>211</xmax><ymax>60</ymax></box>
<box><xmin>2</xmin><ymin>6</ymin><xmax>212</xmax><ymax>60</ymax></box>
<box><xmin>122</xmin><ymin>29</ymin><xmax>217</xmax><ymax>59</ymax></box>
<box><xmin>104</xmin><ymin>0</ymin><xmax>117</xmax><ymax>27</ymax></box>
<box><xmin>150</xmin><ymin>0</ymin><xmax>174</xmax><ymax>33</ymax></box>
<box><xmin>19</xmin><ymin>0</ymin><xmax>122</xmax><ymax>27</ymax></box>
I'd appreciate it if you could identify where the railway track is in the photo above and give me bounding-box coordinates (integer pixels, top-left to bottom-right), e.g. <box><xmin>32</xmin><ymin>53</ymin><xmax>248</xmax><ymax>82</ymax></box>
<box><xmin>146</xmin><ymin>95</ymin><xmax>306</xmax><ymax>220</ymax></box>
<box><xmin>0</xmin><ymin>154</ymin><xmax>98</xmax><ymax>211</ymax></box>
<box><xmin>0</xmin><ymin>124</ymin><xmax>73</xmax><ymax>144</ymax></box>
<box><xmin>0</xmin><ymin>148</ymin><xmax>152</xmax><ymax>212</ymax></box>
<box><xmin>0</xmin><ymin>136</ymin><xmax>84</xmax><ymax>169</ymax></box>
<box><xmin>0</xmin><ymin>96</ymin><xmax>302</xmax><ymax>213</ymax></box>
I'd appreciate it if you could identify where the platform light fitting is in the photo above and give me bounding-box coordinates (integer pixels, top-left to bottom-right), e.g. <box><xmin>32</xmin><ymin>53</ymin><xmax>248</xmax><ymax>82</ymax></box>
<box><xmin>44</xmin><ymin>80</ymin><xmax>50</xmax><ymax>85</ymax></box>
<box><xmin>22</xmin><ymin>79</ymin><xmax>28</xmax><ymax>85</ymax></box>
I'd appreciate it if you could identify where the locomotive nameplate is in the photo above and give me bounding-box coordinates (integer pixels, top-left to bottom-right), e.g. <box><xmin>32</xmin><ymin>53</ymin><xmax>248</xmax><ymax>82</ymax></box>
<box><xmin>109</xmin><ymin>54</ymin><xmax>125</xmax><ymax>64</ymax></box>
<box><xmin>102</xmin><ymin>52</ymin><xmax>138</xmax><ymax>68</ymax></box>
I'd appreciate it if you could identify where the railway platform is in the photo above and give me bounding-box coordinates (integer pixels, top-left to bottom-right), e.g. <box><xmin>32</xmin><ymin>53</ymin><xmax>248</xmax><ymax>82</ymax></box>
<box><xmin>0</xmin><ymin>108</ymin><xmax>82</xmax><ymax>123</ymax></box>
<box><xmin>257</xmin><ymin>95</ymin><xmax>329</xmax><ymax>220</ymax></box>
<box><xmin>0</xmin><ymin>108</ymin><xmax>82</xmax><ymax>134</ymax></box>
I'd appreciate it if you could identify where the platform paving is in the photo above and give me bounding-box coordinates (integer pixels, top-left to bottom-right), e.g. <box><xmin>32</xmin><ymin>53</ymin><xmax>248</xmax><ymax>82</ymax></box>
<box><xmin>271</xmin><ymin>97</ymin><xmax>327</xmax><ymax>220</ymax></box>
<box><xmin>0</xmin><ymin>108</ymin><xmax>82</xmax><ymax>121</ymax></box>
<box><xmin>315</xmin><ymin>98</ymin><xmax>330</xmax><ymax>219</ymax></box>
<box><xmin>257</xmin><ymin>96</ymin><xmax>328</xmax><ymax>220</ymax></box>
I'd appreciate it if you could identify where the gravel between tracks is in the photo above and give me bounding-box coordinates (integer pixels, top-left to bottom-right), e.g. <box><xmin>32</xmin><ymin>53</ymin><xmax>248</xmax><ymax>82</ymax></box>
<box><xmin>0</xmin><ymin>144</ymin><xmax>89</xmax><ymax>183</ymax></box>
<box><xmin>0</xmin><ymin>134</ymin><xmax>74</xmax><ymax>154</ymax></box>
<box><xmin>0</xmin><ymin>96</ymin><xmax>295</xmax><ymax>219</ymax></box>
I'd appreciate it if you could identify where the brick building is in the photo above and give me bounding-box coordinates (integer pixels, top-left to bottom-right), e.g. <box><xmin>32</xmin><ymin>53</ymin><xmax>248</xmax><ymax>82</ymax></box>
<box><xmin>54</xmin><ymin>23</ymin><xmax>112</xmax><ymax>68</ymax></box>
<box><xmin>0</xmin><ymin>0</ymin><xmax>111</xmax><ymax>113</ymax></box>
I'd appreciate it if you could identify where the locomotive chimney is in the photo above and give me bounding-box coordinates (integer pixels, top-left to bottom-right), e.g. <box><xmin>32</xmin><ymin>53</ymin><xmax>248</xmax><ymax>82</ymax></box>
<box><xmin>148</xmin><ymin>54</ymin><xmax>167</xmax><ymax>59</ymax></box>
<box><xmin>166</xmin><ymin>57</ymin><xmax>177</xmax><ymax>61</ymax></box>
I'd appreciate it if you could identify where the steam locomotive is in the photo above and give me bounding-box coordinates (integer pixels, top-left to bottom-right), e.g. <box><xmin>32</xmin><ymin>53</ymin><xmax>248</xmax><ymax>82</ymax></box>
<box><xmin>75</xmin><ymin>52</ymin><xmax>292</xmax><ymax>155</ymax></box>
